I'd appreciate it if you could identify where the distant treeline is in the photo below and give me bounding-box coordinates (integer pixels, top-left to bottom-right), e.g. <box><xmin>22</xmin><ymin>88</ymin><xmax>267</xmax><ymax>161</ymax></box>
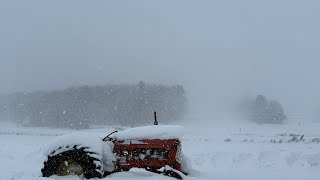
<box><xmin>0</xmin><ymin>82</ymin><xmax>187</xmax><ymax>129</ymax></box>
<box><xmin>240</xmin><ymin>94</ymin><xmax>287</xmax><ymax>124</ymax></box>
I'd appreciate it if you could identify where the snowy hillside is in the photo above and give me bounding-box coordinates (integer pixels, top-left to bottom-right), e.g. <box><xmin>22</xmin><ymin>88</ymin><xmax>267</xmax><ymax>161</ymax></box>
<box><xmin>0</xmin><ymin>121</ymin><xmax>319</xmax><ymax>180</ymax></box>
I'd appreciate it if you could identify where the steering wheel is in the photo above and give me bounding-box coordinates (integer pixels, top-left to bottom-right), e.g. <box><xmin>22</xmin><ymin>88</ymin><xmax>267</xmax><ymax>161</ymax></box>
<box><xmin>102</xmin><ymin>131</ymin><xmax>118</xmax><ymax>142</ymax></box>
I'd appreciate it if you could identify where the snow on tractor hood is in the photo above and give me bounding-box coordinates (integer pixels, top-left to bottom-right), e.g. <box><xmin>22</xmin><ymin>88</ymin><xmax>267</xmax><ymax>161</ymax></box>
<box><xmin>110</xmin><ymin>125</ymin><xmax>185</xmax><ymax>140</ymax></box>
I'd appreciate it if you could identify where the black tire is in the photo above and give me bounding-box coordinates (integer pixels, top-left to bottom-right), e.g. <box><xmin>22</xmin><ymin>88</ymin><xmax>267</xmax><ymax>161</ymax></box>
<box><xmin>41</xmin><ymin>145</ymin><xmax>103</xmax><ymax>179</ymax></box>
<box><xmin>146</xmin><ymin>167</ymin><xmax>183</xmax><ymax>180</ymax></box>
<box><xmin>163</xmin><ymin>169</ymin><xmax>183</xmax><ymax>180</ymax></box>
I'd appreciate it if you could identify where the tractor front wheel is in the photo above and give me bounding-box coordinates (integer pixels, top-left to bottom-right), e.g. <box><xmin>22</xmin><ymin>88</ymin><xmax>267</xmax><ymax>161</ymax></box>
<box><xmin>146</xmin><ymin>166</ymin><xmax>184</xmax><ymax>180</ymax></box>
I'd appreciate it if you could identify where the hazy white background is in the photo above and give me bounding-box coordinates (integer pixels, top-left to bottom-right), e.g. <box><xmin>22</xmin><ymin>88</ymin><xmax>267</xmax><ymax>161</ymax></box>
<box><xmin>1</xmin><ymin>0</ymin><xmax>320</xmax><ymax>122</ymax></box>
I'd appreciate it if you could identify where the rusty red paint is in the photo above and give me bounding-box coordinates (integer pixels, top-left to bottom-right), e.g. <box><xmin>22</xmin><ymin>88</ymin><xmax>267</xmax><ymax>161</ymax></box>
<box><xmin>112</xmin><ymin>139</ymin><xmax>182</xmax><ymax>172</ymax></box>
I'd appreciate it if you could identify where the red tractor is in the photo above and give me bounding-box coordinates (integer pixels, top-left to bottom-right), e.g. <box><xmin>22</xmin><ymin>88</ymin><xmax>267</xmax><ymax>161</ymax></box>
<box><xmin>41</xmin><ymin>113</ymin><xmax>189</xmax><ymax>179</ymax></box>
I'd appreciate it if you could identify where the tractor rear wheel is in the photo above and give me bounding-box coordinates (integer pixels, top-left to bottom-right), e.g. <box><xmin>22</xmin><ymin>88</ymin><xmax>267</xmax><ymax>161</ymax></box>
<box><xmin>41</xmin><ymin>145</ymin><xmax>103</xmax><ymax>179</ymax></box>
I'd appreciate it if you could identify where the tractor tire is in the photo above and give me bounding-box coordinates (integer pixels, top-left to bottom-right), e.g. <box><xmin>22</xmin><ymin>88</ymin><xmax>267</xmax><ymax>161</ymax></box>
<box><xmin>41</xmin><ymin>145</ymin><xmax>103</xmax><ymax>179</ymax></box>
<box><xmin>163</xmin><ymin>169</ymin><xmax>183</xmax><ymax>180</ymax></box>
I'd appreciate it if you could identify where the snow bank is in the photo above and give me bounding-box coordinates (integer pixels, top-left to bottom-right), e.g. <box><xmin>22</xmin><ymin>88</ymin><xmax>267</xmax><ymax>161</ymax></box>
<box><xmin>2</xmin><ymin>123</ymin><xmax>320</xmax><ymax>180</ymax></box>
<box><xmin>0</xmin><ymin>122</ymin><xmax>73</xmax><ymax>136</ymax></box>
<box><xmin>181</xmin><ymin>153</ymin><xmax>192</xmax><ymax>173</ymax></box>
<box><xmin>110</xmin><ymin>125</ymin><xmax>184</xmax><ymax>140</ymax></box>
<box><xmin>106</xmin><ymin>168</ymin><xmax>175</xmax><ymax>180</ymax></box>
<box><xmin>102</xmin><ymin>141</ymin><xmax>117</xmax><ymax>172</ymax></box>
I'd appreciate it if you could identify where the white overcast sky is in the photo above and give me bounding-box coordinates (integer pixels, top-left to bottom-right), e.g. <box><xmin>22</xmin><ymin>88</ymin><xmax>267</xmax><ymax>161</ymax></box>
<box><xmin>1</xmin><ymin>0</ymin><xmax>320</xmax><ymax>121</ymax></box>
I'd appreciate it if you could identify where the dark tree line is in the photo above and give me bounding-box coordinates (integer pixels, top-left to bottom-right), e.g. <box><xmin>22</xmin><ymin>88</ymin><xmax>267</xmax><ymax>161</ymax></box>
<box><xmin>0</xmin><ymin>82</ymin><xmax>187</xmax><ymax>129</ymax></box>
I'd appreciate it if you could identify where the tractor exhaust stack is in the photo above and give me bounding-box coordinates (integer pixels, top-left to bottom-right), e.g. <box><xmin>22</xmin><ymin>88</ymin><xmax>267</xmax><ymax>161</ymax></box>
<box><xmin>154</xmin><ymin>111</ymin><xmax>158</xmax><ymax>125</ymax></box>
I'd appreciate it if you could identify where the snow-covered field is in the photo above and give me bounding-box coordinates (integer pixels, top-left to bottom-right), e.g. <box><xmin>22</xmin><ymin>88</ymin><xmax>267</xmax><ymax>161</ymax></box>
<box><xmin>0</xmin><ymin>121</ymin><xmax>319</xmax><ymax>180</ymax></box>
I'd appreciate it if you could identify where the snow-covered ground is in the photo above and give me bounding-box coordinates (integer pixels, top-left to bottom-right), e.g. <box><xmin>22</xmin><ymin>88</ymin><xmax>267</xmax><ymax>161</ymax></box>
<box><xmin>0</xmin><ymin>121</ymin><xmax>319</xmax><ymax>180</ymax></box>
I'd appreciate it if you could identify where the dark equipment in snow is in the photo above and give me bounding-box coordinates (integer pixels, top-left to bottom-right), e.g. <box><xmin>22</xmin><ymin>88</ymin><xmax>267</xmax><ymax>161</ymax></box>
<box><xmin>41</xmin><ymin>113</ymin><xmax>187</xmax><ymax>179</ymax></box>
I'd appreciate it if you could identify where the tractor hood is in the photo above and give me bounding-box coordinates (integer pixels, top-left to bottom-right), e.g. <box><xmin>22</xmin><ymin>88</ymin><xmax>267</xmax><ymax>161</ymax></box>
<box><xmin>110</xmin><ymin>125</ymin><xmax>185</xmax><ymax>140</ymax></box>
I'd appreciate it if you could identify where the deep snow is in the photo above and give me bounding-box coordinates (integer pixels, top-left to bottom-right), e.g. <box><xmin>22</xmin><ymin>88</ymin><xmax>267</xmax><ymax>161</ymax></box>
<box><xmin>0</xmin><ymin>121</ymin><xmax>319</xmax><ymax>180</ymax></box>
